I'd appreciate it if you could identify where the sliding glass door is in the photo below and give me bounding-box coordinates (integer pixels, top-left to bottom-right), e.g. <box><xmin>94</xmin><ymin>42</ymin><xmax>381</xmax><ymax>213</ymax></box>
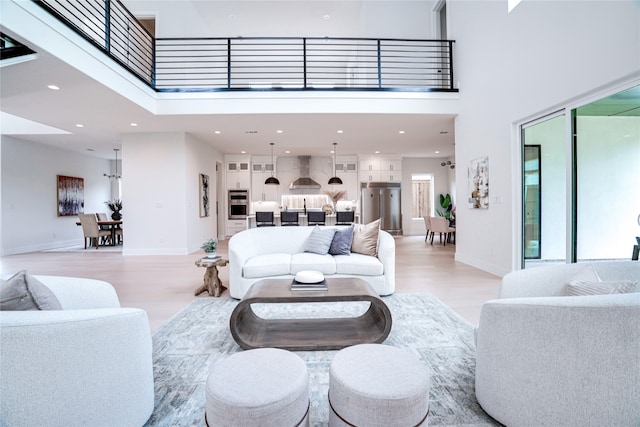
<box><xmin>521</xmin><ymin>84</ymin><xmax>640</xmax><ymax>268</ymax></box>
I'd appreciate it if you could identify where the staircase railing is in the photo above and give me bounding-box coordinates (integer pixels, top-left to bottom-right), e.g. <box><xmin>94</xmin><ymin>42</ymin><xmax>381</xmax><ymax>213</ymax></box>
<box><xmin>35</xmin><ymin>0</ymin><xmax>456</xmax><ymax>93</ymax></box>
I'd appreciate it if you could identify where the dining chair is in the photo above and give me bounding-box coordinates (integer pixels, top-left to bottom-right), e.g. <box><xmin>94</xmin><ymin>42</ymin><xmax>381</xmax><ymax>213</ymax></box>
<box><xmin>280</xmin><ymin>211</ymin><xmax>299</xmax><ymax>226</ymax></box>
<box><xmin>96</xmin><ymin>213</ymin><xmax>111</xmax><ymax>245</ymax></box>
<box><xmin>336</xmin><ymin>210</ymin><xmax>355</xmax><ymax>225</ymax></box>
<box><xmin>423</xmin><ymin>216</ymin><xmax>433</xmax><ymax>242</ymax></box>
<box><xmin>79</xmin><ymin>214</ymin><xmax>111</xmax><ymax>249</ymax></box>
<box><xmin>255</xmin><ymin>211</ymin><xmax>275</xmax><ymax>227</ymax></box>
<box><xmin>429</xmin><ymin>216</ymin><xmax>455</xmax><ymax>246</ymax></box>
<box><xmin>307</xmin><ymin>211</ymin><xmax>326</xmax><ymax>226</ymax></box>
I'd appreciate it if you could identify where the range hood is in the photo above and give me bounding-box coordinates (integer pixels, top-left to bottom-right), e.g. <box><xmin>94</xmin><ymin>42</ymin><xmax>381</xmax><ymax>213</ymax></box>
<box><xmin>289</xmin><ymin>156</ymin><xmax>321</xmax><ymax>190</ymax></box>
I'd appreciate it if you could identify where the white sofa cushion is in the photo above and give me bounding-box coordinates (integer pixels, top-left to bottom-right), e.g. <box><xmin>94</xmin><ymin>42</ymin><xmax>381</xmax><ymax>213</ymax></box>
<box><xmin>243</xmin><ymin>253</ymin><xmax>292</xmax><ymax>278</ymax></box>
<box><xmin>290</xmin><ymin>253</ymin><xmax>337</xmax><ymax>274</ymax></box>
<box><xmin>334</xmin><ymin>253</ymin><xmax>384</xmax><ymax>276</ymax></box>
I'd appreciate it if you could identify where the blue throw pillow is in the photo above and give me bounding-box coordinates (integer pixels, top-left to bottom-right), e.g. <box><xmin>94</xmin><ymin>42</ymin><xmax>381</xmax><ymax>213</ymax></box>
<box><xmin>329</xmin><ymin>224</ymin><xmax>354</xmax><ymax>255</ymax></box>
<box><xmin>304</xmin><ymin>226</ymin><xmax>337</xmax><ymax>255</ymax></box>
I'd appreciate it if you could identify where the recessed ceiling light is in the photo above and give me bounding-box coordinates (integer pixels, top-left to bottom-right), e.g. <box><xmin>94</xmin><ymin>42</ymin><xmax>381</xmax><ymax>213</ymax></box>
<box><xmin>285</xmin><ymin>150</ymin><xmax>291</xmax><ymax>154</ymax></box>
<box><xmin>47</xmin><ymin>85</ymin><xmax>60</xmax><ymax>90</ymax></box>
<box><xmin>241</xmin><ymin>150</ymin><xmax>246</xmax><ymax>154</ymax></box>
<box><xmin>375</xmin><ymin>150</ymin><xmax>380</xmax><ymax>154</ymax></box>
<box><xmin>130</xmin><ymin>122</ymin><xmax>138</xmax><ymax>127</ymax></box>
<box><xmin>337</xmin><ymin>130</ymin><xmax>343</xmax><ymax>134</ymax></box>
<box><xmin>75</xmin><ymin>124</ymin><xmax>84</xmax><ymax>128</ymax></box>
<box><xmin>276</xmin><ymin>130</ymin><xmax>283</xmax><ymax>134</ymax></box>
<box><xmin>435</xmin><ymin>151</ymin><xmax>440</xmax><ymax>154</ymax></box>
<box><xmin>398</xmin><ymin>130</ymin><xmax>405</xmax><ymax>134</ymax></box>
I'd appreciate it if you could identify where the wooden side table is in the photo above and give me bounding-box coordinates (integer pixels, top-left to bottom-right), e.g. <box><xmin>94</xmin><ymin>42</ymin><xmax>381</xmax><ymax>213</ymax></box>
<box><xmin>194</xmin><ymin>257</ymin><xmax>229</xmax><ymax>297</ymax></box>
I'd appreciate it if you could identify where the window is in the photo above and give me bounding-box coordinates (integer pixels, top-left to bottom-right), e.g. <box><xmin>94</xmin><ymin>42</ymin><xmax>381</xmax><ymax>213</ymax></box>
<box><xmin>411</xmin><ymin>174</ymin><xmax>432</xmax><ymax>219</ymax></box>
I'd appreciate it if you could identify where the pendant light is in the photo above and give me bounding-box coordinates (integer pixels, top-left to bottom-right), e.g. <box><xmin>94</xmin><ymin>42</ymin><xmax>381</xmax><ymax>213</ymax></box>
<box><xmin>103</xmin><ymin>148</ymin><xmax>122</xmax><ymax>180</ymax></box>
<box><xmin>264</xmin><ymin>142</ymin><xmax>280</xmax><ymax>185</ymax></box>
<box><xmin>328</xmin><ymin>142</ymin><xmax>343</xmax><ymax>185</ymax></box>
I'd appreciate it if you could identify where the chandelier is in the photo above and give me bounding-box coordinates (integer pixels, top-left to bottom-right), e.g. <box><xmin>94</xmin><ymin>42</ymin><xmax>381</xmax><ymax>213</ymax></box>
<box><xmin>104</xmin><ymin>148</ymin><xmax>122</xmax><ymax>180</ymax></box>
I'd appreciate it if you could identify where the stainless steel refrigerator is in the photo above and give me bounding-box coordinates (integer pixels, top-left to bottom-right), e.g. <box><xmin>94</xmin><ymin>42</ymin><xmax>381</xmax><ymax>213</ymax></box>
<box><xmin>360</xmin><ymin>182</ymin><xmax>402</xmax><ymax>235</ymax></box>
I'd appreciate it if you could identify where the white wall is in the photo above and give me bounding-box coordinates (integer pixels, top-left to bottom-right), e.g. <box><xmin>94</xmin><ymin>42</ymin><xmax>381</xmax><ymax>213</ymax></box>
<box><xmin>122</xmin><ymin>132</ymin><xmax>223</xmax><ymax>256</ymax></box>
<box><xmin>185</xmin><ymin>133</ymin><xmax>221</xmax><ymax>251</ymax></box>
<box><xmin>449</xmin><ymin>0</ymin><xmax>640</xmax><ymax>275</ymax></box>
<box><xmin>1</xmin><ymin>136</ymin><xmax>111</xmax><ymax>255</ymax></box>
<box><xmin>125</xmin><ymin>1</ymin><xmax>435</xmax><ymax>39</ymax></box>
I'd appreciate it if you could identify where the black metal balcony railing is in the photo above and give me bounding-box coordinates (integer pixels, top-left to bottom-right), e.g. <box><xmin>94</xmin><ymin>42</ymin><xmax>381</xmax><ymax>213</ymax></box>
<box><xmin>36</xmin><ymin>0</ymin><xmax>457</xmax><ymax>93</ymax></box>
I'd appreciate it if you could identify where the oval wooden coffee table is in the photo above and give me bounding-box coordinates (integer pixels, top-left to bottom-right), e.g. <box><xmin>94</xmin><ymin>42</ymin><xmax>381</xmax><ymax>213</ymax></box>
<box><xmin>229</xmin><ymin>277</ymin><xmax>392</xmax><ymax>351</ymax></box>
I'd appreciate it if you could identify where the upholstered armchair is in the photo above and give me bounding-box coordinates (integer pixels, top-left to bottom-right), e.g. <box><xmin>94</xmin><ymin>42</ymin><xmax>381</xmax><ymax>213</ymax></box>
<box><xmin>475</xmin><ymin>261</ymin><xmax>640</xmax><ymax>426</ymax></box>
<box><xmin>0</xmin><ymin>274</ymin><xmax>154</xmax><ymax>427</ymax></box>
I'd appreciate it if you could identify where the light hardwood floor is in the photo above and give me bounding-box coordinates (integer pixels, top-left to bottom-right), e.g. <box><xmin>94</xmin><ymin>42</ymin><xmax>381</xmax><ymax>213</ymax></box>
<box><xmin>0</xmin><ymin>236</ymin><xmax>502</xmax><ymax>332</ymax></box>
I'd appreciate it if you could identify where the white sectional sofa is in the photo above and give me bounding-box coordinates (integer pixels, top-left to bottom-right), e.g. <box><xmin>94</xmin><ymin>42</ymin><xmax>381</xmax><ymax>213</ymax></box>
<box><xmin>0</xmin><ymin>273</ymin><xmax>154</xmax><ymax>427</ymax></box>
<box><xmin>475</xmin><ymin>261</ymin><xmax>640</xmax><ymax>427</ymax></box>
<box><xmin>228</xmin><ymin>226</ymin><xmax>395</xmax><ymax>299</ymax></box>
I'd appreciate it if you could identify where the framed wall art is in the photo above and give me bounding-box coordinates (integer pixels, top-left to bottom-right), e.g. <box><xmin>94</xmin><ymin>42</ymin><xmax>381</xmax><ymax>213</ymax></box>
<box><xmin>199</xmin><ymin>173</ymin><xmax>210</xmax><ymax>217</ymax></box>
<box><xmin>57</xmin><ymin>175</ymin><xmax>84</xmax><ymax>216</ymax></box>
<box><xmin>468</xmin><ymin>156</ymin><xmax>489</xmax><ymax>209</ymax></box>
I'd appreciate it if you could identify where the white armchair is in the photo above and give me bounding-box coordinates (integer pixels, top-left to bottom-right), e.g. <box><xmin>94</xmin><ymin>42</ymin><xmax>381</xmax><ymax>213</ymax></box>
<box><xmin>475</xmin><ymin>261</ymin><xmax>640</xmax><ymax>426</ymax></box>
<box><xmin>0</xmin><ymin>275</ymin><xmax>154</xmax><ymax>427</ymax></box>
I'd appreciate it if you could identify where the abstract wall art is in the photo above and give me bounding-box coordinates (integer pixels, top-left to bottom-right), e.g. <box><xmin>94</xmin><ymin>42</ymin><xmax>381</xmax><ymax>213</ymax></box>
<box><xmin>200</xmin><ymin>173</ymin><xmax>210</xmax><ymax>217</ymax></box>
<box><xmin>468</xmin><ymin>156</ymin><xmax>489</xmax><ymax>209</ymax></box>
<box><xmin>57</xmin><ymin>175</ymin><xmax>84</xmax><ymax>216</ymax></box>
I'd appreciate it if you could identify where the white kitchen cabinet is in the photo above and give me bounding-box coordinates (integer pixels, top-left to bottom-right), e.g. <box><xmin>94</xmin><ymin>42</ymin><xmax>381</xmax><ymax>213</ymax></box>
<box><xmin>251</xmin><ymin>159</ymin><xmax>278</xmax><ymax>201</ymax></box>
<box><xmin>226</xmin><ymin>219</ymin><xmax>247</xmax><ymax>238</ymax></box>
<box><xmin>226</xmin><ymin>161</ymin><xmax>250</xmax><ymax>189</ymax></box>
<box><xmin>359</xmin><ymin>157</ymin><xmax>402</xmax><ymax>183</ymax></box>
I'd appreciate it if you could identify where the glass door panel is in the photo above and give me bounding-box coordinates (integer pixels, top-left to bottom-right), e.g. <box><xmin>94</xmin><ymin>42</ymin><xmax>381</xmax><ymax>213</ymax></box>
<box><xmin>574</xmin><ymin>87</ymin><xmax>640</xmax><ymax>260</ymax></box>
<box><xmin>522</xmin><ymin>114</ymin><xmax>567</xmax><ymax>267</ymax></box>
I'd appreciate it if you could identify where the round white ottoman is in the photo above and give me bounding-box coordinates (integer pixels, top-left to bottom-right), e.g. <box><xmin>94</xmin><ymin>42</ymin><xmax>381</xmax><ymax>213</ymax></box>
<box><xmin>329</xmin><ymin>344</ymin><xmax>430</xmax><ymax>427</ymax></box>
<box><xmin>205</xmin><ymin>348</ymin><xmax>309</xmax><ymax>427</ymax></box>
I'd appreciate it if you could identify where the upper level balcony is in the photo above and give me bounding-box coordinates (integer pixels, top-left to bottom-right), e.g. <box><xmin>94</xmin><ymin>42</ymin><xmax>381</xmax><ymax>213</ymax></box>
<box><xmin>35</xmin><ymin>0</ymin><xmax>457</xmax><ymax>94</ymax></box>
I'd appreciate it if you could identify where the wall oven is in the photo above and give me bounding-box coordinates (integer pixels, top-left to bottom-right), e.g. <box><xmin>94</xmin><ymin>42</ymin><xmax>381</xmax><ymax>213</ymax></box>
<box><xmin>228</xmin><ymin>189</ymin><xmax>249</xmax><ymax>219</ymax></box>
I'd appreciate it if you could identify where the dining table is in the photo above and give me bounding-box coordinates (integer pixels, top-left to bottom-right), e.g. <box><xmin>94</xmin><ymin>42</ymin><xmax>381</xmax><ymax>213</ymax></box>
<box><xmin>76</xmin><ymin>219</ymin><xmax>123</xmax><ymax>246</ymax></box>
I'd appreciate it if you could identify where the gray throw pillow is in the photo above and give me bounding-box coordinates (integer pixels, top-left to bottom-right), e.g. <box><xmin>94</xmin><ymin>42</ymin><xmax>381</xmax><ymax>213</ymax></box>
<box><xmin>329</xmin><ymin>224</ymin><xmax>354</xmax><ymax>255</ymax></box>
<box><xmin>0</xmin><ymin>270</ymin><xmax>62</xmax><ymax>311</ymax></box>
<box><xmin>304</xmin><ymin>226</ymin><xmax>337</xmax><ymax>255</ymax></box>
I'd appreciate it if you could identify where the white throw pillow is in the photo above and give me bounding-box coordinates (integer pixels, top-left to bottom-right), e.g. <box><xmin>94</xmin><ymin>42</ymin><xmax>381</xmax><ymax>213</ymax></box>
<box><xmin>557</xmin><ymin>264</ymin><xmax>602</xmax><ymax>296</ymax></box>
<box><xmin>566</xmin><ymin>280</ymin><xmax>637</xmax><ymax>296</ymax></box>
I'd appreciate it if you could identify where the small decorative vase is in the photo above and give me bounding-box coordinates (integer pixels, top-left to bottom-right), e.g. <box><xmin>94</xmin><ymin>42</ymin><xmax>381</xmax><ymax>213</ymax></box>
<box><xmin>206</xmin><ymin>251</ymin><xmax>217</xmax><ymax>258</ymax></box>
<box><xmin>111</xmin><ymin>212</ymin><xmax>122</xmax><ymax>220</ymax></box>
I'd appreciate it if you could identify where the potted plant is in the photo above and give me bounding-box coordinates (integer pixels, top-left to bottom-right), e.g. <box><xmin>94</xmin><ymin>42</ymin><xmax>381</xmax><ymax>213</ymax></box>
<box><xmin>201</xmin><ymin>238</ymin><xmax>218</xmax><ymax>258</ymax></box>
<box><xmin>105</xmin><ymin>199</ymin><xmax>123</xmax><ymax>220</ymax></box>
<box><xmin>436</xmin><ymin>194</ymin><xmax>453</xmax><ymax>221</ymax></box>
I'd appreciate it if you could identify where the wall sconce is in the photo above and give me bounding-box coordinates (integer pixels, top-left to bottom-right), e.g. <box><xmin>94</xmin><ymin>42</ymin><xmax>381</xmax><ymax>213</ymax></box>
<box><xmin>441</xmin><ymin>160</ymin><xmax>455</xmax><ymax>169</ymax></box>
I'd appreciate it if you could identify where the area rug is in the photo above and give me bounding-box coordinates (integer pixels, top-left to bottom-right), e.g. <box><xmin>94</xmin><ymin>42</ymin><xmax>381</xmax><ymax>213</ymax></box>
<box><xmin>144</xmin><ymin>293</ymin><xmax>500</xmax><ymax>427</ymax></box>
